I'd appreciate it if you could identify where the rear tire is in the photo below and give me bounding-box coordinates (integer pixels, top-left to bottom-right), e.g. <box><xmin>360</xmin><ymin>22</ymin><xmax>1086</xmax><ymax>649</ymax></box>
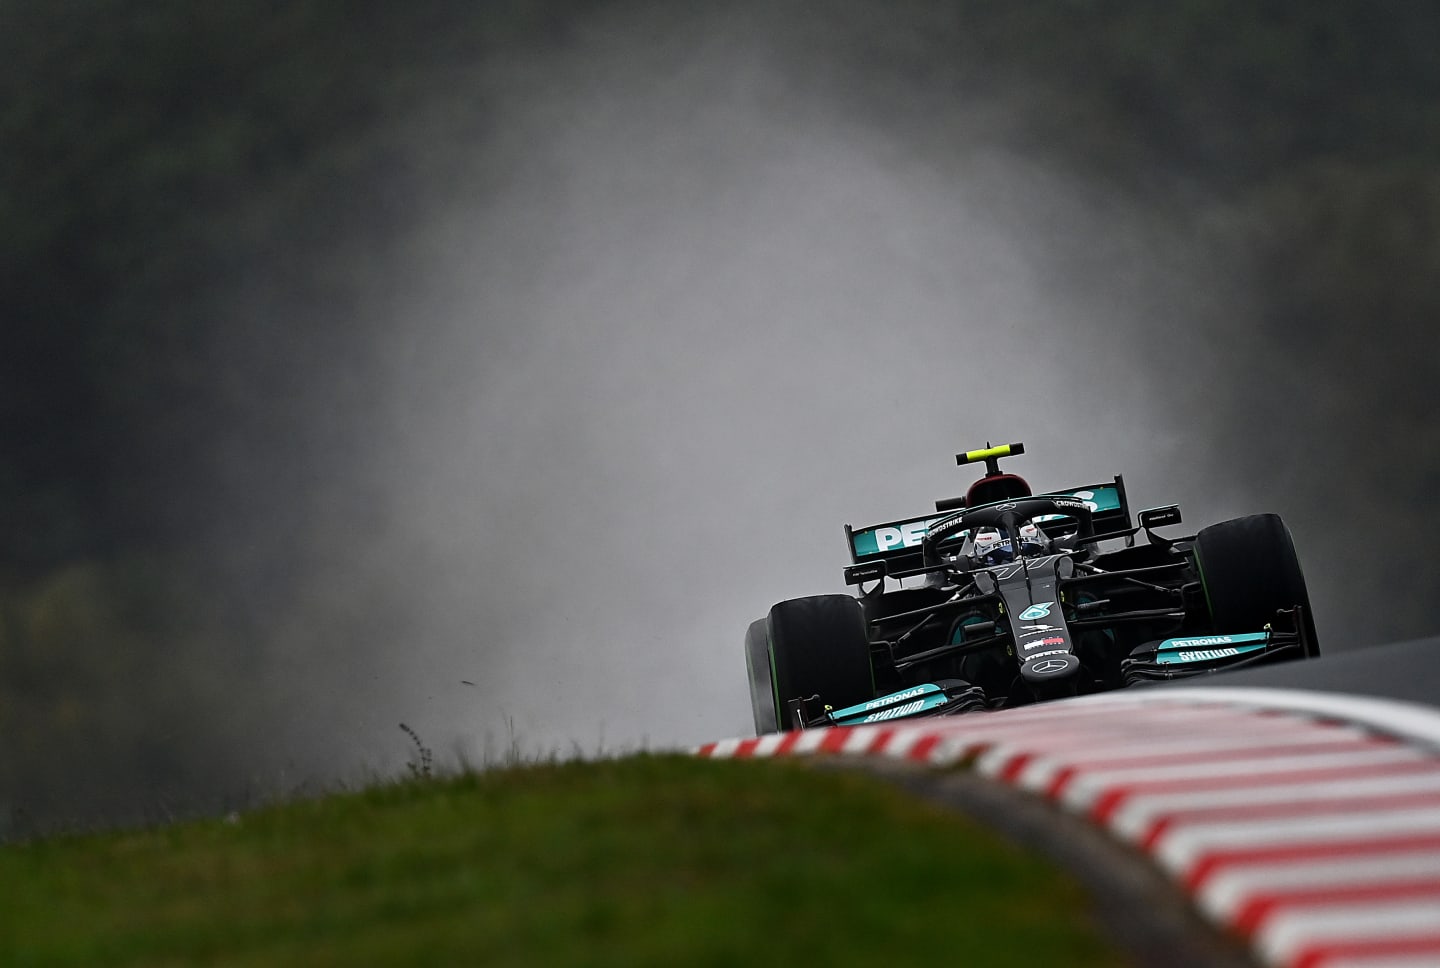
<box><xmin>1194</xmin><ymin>513</ymin><xmax>1320</xmax><ymax>657</ymax></box>
<box><xmin>744</xmin><ymin>618</ymin><xmax>778</xmax><ymax>735</ymax></box>
<box><xmin>768</xmin><ymin>595</ymin><xmax>874</xmax><ymax>730</ymax></box>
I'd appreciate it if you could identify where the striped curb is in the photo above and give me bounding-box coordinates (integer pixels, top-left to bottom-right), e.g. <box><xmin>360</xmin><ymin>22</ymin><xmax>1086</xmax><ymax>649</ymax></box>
<box><xmin>695</xmin><ymin>688</ymin><xmax>1440</xmax><ymax>968</ymax></box>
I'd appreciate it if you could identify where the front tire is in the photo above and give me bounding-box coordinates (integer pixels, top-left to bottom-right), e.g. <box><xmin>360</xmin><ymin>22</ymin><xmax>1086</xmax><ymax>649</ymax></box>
<box><xmin>744</xmin><ymin>618</ymin><xmax>778</xmax><ymax>735</ymax></box>
<box><xmin>768</xmin><ymin>595</ymin><xmax>874</xmax><ymax>730</ymax></box>
<box><xmin>1194</xmin><ymin>513</ymin><xmax>1320</xmax><ymax>657</ymax></box>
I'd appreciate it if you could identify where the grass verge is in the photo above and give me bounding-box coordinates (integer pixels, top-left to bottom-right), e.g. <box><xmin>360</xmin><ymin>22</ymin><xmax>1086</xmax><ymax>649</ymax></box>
<box><xmin>1</xmin><ymin>755</ymin><xmax>1126</xmax><ymax>967</ymax></box>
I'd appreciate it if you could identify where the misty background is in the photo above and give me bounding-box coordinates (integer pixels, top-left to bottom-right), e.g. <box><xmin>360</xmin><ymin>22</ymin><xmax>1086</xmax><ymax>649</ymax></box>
<box><xmin>3</xmin><ymin>0</ymin><xmax>1438</xmax><ymax>834</ymax></box>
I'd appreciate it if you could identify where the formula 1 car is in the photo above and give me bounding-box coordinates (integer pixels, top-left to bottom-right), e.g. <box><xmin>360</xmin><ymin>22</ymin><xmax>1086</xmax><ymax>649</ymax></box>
<box><xmin>744</xmin><ymin>443</ymin><xmax>1319</xmax><ymax>734</ymax></box>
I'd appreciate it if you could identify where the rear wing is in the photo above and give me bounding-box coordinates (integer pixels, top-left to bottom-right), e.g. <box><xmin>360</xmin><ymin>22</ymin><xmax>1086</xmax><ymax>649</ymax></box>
<box><xmin>844</xmin><ymin>476</ymin><xmax>1132</xmax><ymax>571</ymax></box>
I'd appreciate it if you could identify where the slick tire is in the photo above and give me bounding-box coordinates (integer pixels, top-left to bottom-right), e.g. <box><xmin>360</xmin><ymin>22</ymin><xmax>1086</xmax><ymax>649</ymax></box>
<box><xmin>768</xmin><ymin>595</ymin><xmax>874</xmax><ymax>731</ymax></box>
<box><xmin>744</xmin><ymin>618</ymin><xmax>779</xmax><ymax>736</ymax></box>
<box><xmin>1194</xmin><ymin>513</ymin><xmax>1320</xmax><ymax>657</ymax></box>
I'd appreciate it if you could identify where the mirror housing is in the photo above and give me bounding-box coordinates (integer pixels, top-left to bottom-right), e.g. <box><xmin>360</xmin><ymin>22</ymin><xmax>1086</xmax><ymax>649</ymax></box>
<box><xmin>1139</xmin><ymin>505</ymin><xmax>1182</xmax><ymax>530</ymax></box>
<box><xmin>844</xmin><ymin>560</ymin><xmax>888</xmax><ymax>586</ymax></box>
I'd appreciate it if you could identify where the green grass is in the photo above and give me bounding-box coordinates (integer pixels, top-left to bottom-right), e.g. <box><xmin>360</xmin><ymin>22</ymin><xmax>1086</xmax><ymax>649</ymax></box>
<box><xmin>1</xmin><ymin>756</ymin><xmax>1126</xmax><ymax>967</ymax></box>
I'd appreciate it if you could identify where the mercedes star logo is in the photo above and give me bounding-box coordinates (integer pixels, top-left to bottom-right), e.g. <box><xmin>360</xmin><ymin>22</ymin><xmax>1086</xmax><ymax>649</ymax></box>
<box><xmin>1032</xmin><ymin>658</ymin><xmax>1070</xmax><ymax>675</ymax></box>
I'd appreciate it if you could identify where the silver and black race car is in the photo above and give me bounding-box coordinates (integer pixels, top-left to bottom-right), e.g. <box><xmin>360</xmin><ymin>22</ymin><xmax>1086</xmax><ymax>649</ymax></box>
<box><xmin>744</xmin><ymin>443</ymin><xmax>1320</xmax><ymax>734</ymax></box>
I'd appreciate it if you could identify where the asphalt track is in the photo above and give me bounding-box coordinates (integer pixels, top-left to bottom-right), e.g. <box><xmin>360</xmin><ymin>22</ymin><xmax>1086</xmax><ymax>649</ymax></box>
<box><xmin>1168</xmin><ymin>636</ymin><xmax>1440</xmax><ymax>705</ymax></box>
<box><xmin>699</xmin><ymin>636</ymin><xmax>1440</xmax><ymax>968</ymax></box>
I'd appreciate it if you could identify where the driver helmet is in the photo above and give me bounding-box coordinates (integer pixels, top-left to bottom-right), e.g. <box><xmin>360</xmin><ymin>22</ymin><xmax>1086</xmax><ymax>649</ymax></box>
<box><xmin>1018</xmin><ymin>520</ymin><xmax>1050</xmax><ymax>555</ymax></box>
<box><xmin>971</xmin><ymin>528</ymin><xmax>1010</xmax><ymax>564</ymax></box>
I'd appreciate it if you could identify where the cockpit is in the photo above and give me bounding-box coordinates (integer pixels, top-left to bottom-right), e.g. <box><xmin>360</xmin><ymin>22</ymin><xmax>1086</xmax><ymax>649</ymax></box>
<box><xmin>957</xmin><ymin>519</ymin><xmax>1055</xmax><ymax>566</ymax></box>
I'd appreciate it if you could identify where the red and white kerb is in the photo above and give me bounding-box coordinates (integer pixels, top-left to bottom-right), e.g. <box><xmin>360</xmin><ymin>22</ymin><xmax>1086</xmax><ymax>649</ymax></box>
<box><xmin>696</xmin><ymin>688</ymin><xmax>1440</xmax><ymax>968</ymax></box>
